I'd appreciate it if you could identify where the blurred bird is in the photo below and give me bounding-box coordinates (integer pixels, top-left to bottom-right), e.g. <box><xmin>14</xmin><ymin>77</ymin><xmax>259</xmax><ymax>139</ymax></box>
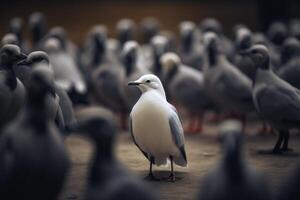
<box><xmin>140</xmin><ymin>17</ymin><xmax>160</xmax><ymax>44</ymax></box>
<box><xmin>150</xmin><ymin>35</ymin><xmax>169</xmax><ymax>78</ymax></box>
<box><xmin>69</xmin><ymin>108</ymin><xmax>158</xmax><ymax>200</ymax></box>
<box><xmin>116</xmin><ymin>19</ymin><xmax>136</xmax><ymax>54</ymax></box>
<box><xmin>17</xmin><ymin>51</ymin><xmax>76</xmax><ymax>132</ymax></box>
<box><xmin>128</xmin><ymin>74</ymin><xmax>187</xmax><ymax>182</ymax></box>
<box><xmin>161</xmin><ymin>52</ymin><xmax>207</xmax><ymax>133</ymax></box>
<box><xmin>0</xmin><ymin>65</ymin><xmax>70</xmax><ymax>200</ymax></box>
<box><xmin>289</xmin><ymin>19</ymin><xmax>300</xmax><ymax>41</ymax></box>
<box><xmin>8</xmin><ymin>17</ymin><xmax>29</xmax><ymax>52</ymax></box>
<box><xmin>203</xmin><ymin>32</ymin><xmax>254</xmax><ymax>128</ymax></box>
<box><xmin>43</xmin><ymin>37</ymin><xmax>87</xmax><ymax>101</ymax></box>
<box><xmin>197</xmin><ymin>120</ymin><xmax>272</xmax><ymax>200</ymax></box>
<box><xmin>1</xmin><ymin>33</ymin><xmax>19</xmax><ymax>46</ymax></box>
<box><xmin>28</xmin><ymin>12</ymin><xmax>47</xmax><ymax>50</ymax></box>
<box><xmin>277</xmin><ymin>38</ymin><xmax>300</xmax><ymax>90</ymax></box>
<box><xmin>178</xmin><ymin>21</ymin><xmax>204</xmax><ymax>71</ymax></box>
<box><xmin>0</xmin><ymin>44</ymin><xmax>27</xmax><ymax>130</ymax></box>
<box><xmin>243</xmin><ymin>44</ymin><xmax>300</xmax><ymax>153</ymax></box>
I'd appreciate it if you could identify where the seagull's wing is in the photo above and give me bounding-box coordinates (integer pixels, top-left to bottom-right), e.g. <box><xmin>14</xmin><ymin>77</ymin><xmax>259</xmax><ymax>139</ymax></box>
<box><xmin>255</xmin><ymin>82</ymin><xmax>300</xmax><ymax>122</ymax></box>
<box><xmin>129</xmin><ymin>116</ymin><xmax>150</xmax><ymax>161</ymax></box>
<box><xmin>168</xmin><ymin>105</ymin><xmax>187</xmax><ymax>163</ymax></box>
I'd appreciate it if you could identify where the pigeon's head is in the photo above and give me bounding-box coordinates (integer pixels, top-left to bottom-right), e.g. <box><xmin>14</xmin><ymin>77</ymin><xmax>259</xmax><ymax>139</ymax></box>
<box><xmin>27</xmin><ymin>65</ymin><xmax>55</xmax><ymax>100</ymax></box>
<box><xmin>200</xmin><ymin>18</ymin><xmax>222</xmax><ymax>36</ymax></box>
<box><xmin>179</xmin><ymin>21</ymin><xmax>196</xmax><ymax>45</ymax></box>
<box><xmin>151</xmin><ymin>35</ymin><xmax>168</xmax><ymax>57</ymax></box>
<box><xmin>219</xmin><ymin>120</ymin><xmax>243</xmax><ymax>161</ymax></box>
<box><xmin>1</xmin><ymin>33</ymin><xmax>19</xmax><ymax>46</ymax></box>
<box><xmin>122</xmin><ymin>41</ymin><xmax>138</xmax><ymax>64</ymax></box>
<box><xmin>160</xmin><ymin>52</ymin><xmax>181</xmax><ymax>72</ymax></box>
<box><xmin>18</xmin><ymin>51</ymin><xmax>50</xmax><ymax>67</ymax></box>
<box><xmin>47</xmin><ymin>26</ymin><xmax>67</xmax><ymax>49</ymax></box>
<box><xmin>140</xmin><ymin>17</ymin><xmax>159</xmax><ymax>44</ymax></box>
<box><xmin>203</xmin><ymin>32</ymin><xmax>219</xmax><ymax>52</ymax></box>
<box><xmin>281</xmin><ymin>37</ymin><xmax>300</xmax><ymax>64</ymax></box>
<box><xmin>235</xmin><ymin>27</ymin><xmax>252</xmax><ymax>50</ymax></box>
<box><xmin>128</xmin><ymin>74</ymin><xmax>166</xmax><ymax>96</ymax></box>
<box><xmin>68</xmin><ymin>108</ymin><xmax>116</xmax><ymax>145</ymax></box>
<box><xmin>116</xmin><ymin>19</ymin><xmax>136</xmax><ymax>45</ymax></box>
<box><xmin>241</xmin><ymin>44</ymin><xmax>270</xmax><ymax>70</ymax></box>
<box><xmin>267</xmin><ymin>22</ymin><xmax>288</xmax><ymax>46</ymax></box>
<box><xmin>0</xmin><ymin>44</ymin><xmax>27</xmax><ymax>66</ymax></box>
<box><xmin>28</xmin><ymin>12</ymin><xmax>47</xmax><ymax>44</ymax></box>
<box><xmin>9</xmin><ymin>17</ymin><xmax>23</xmax><ymax>39</ymax></box>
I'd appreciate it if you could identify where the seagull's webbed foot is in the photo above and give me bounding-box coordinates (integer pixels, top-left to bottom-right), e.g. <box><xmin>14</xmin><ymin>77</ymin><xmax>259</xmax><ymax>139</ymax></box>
<box><xmin>144</xmin><ymin>173</ymin><xmax>160</xmax><ymax>181</ymax></box>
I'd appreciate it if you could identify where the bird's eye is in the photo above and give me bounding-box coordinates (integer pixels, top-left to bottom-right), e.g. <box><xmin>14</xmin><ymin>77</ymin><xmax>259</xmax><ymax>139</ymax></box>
<box><xmin>146</xmin><ymin>80</ymin><xmax>151</xmax><ymax>83</ymax></box>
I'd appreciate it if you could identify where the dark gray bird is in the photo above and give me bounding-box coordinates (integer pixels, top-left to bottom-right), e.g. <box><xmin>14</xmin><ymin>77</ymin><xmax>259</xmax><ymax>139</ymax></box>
<box><xmin>289</xmin><ymin>19</ymin><xmax>300</xmax><ymax>41</ymax></box>
<box><xmin>277</xmin><ymin>38</ymin><xmax>300</xmax><ymax>90</ymax></box>
<box><xmin>161</xmin><ymin>52</ymin><xmax>207</xmax><ymax>133</ymax></box>
<box><xmin>116</xmin><ymin>19</ymin><xmax>136</xmax><ymax>51</ymax></box>
<box><xmin>243</xmin><ymin>44</ymin><xmax>300</xmax><ymax>153</ymax></box>
<box><xmin>17</xmin><ymin>51</ymin><xmax>76</xmax><ymax>132</ymax></box>
<box><xmin>233</xmin><ymin>27</ymin><xmax>256</xmax><ymax>80</ymax></box>
<box><xmin>197</xmin><ymin>120</ymin><xmax>272</xmax><ymax>200</ymax></box>
<box><xmin>8</xmin><ymin>17</ymin><xmax>29</xmax><ymax>52</ymax></box>
<box><xmin>0</xmin><ymin>65</ymin><xmax>70</xmax><ymax>200</ymax></box>
<box><xmin>150</xmin><ymin>35</ymin><xmax>169</xmax><ymax>78</ymax></box>
<box><xmin>277</xmin><ymin>161</ymin><xmax>300</xmax><ymax>200</ymax></box>
<box><xmin>69</xmin><ymin>108</ymin><xmax>157</xmax><ymax>200</ymax></box>
<box><xmin>28</xmin><ymin>12</ymin><xmax>47</xmax><ymax>50</ymax></box>
<box><xmin>202</xmin><ymin>32</ymin><xmax>254</xmax><ymax>127</ymax></box>
<box><xmin>0</xmin><ymin>44</ymin><xmax>27</xmax><ymax>130</ymax></box>
<box><xmin>178</xmin><ymin>21</ymin><xmax>204</xmax><ymax>71</ymax></box>
<box><xmin>1</xmin><ymin>33</ymin><xmax>19</xmax><ymax>46</ymax></box>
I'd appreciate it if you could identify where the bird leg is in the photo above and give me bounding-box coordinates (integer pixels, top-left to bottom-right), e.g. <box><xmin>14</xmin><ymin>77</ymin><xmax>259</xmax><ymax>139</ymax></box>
<box><xmin>166</xmin><ymin>156</ymin><xmax>175</xmax><ymax>182</ymax></box>
<box><xmin>281</xmin><ymin>131</ymin><xmax>293</xmax><ymax>152</ymax></box>
<box><xmin>145</xmin><ymin>159</ymin><xmax>160</xmax><ymax>181</ymax></box>
<box><xmin>273</xmin><ymin>131</ymin><xmax>284</xmax><ymax>154</ymax></box>
<box><xmin>258</xmin><ymin>121</ymin><xmax>273</xmax><ymax>135</ymax></box>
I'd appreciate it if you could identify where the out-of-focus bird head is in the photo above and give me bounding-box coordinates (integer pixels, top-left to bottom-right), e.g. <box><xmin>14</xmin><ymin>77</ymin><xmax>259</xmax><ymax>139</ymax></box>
<box><xmin>47</xmin><ymin>26</ymin><xmax>67</xmax><ymax>50</ymax></box>
<box><xmin>267</xmin><ymin>21</ymin><xmax>288</xmax><ymax>46</ymax></box>
<box><xmin>179</xmin><ymin>21</ymin><xmax>196</xmax><ymax>45</ymax></box>
<box><xmin>151</xmin><ymin>35</ymin><xmax>168</xmax><ymax>57</ymax></box>
<box><xmin>160</xmin><ymin>52</ymin><xmax>181</xmax><ymax>71</ymax></box>
<box><xmin>219</xmin><ymin>120</ymin><xmax>243</xmax><ymax>161</ymax></box>
<box><xmin>140</xmin><ymin>17</ymin><xmax>160</xmax><ymax>44</ymax></box>
<box><xmin>116</xmin><ymin>19</ymin><xmax>136</xmax><ymax>46</ymax></box>
<box><xmin>122</xmin><ymin>40</ymin><xmax>138</xmax><ymax>62</ymax></box>
<box><xmin>203</xmin><ymin>32</ymin><xmax>219</xmax><ymax>52</ymax></box>
<box><xmin>281</xmin><ymin>37</ymin><xmax>300</xmax><ymax>64</ymax></box>
<box><xmin>9</xmin><ymin>17</ymin><xmax>23</xmax><ymax>40</ymax></box>
<box><xmin>128</xmin><ymin>74</ymin><xmax>166</xmax><ymax>97</ymax></box>
<box><xmin>240</xmin><ymin>44</ymin><xmax>270</xmax><ymax>70</ymax></box>
<box><xmin>200</xmin><ymin>18</ymin><xmax>222</xmax><ymax>36</ymax></box>
<box><xmin>28</xmin><ymin>12</ymin><xmax>47</xmax><ymax>44</ymax></box>
<box><xmin>235</xmin><ymin>27</ymin><xmax>252</xmax><ymax>50</ymax></box>
<box><xmin>18</xmin><ymin>51</ymin><xmax>50</xmax><ymax>67</ymax></box>
<box><xmin>0</xmin><ymin>44</ymin><xmax>27</xmax><ymax>66</ymax></box>
<box><xmin>43</xmin><ymin>38</ymin><xmax>62</xmax><ymax>53</ymax></box>
<box><xmin>1</xmin><ymin>33</ymin><xmax>19</xmax><ymax>46</ymax></box>
<box><xmin>89</xmin><ymin>25</ymin><xmax>108</xmax><ymax>53</ymax></box>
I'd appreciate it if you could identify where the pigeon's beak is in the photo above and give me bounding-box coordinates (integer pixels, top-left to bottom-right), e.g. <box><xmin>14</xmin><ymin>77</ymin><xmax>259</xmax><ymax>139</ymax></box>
<box><xmin>128</xmin><ymin>81</ymin><xmax>142</xmax><ymax>86</ymax></box>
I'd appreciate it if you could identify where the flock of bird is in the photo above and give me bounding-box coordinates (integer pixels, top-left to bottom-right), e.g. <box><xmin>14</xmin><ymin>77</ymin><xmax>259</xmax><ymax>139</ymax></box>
<box><xmin>0</xmin><ymin>11</ymin><xmax>300</xmax><ymax>200</ymax></box>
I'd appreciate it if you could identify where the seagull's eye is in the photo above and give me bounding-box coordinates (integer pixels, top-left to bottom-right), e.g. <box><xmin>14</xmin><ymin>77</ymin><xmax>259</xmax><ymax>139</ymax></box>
<box><xmin>146</xmin><ymin>80</ymin><xmax>151</xmax><ymax>83</ymax></box>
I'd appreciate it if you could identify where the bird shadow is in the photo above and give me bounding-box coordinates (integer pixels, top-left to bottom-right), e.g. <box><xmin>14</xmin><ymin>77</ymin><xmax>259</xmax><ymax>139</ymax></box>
<box><xmin>138</xmin><ymin>170</ymin><xmax>188</xmax><ymax>183</ymax></box>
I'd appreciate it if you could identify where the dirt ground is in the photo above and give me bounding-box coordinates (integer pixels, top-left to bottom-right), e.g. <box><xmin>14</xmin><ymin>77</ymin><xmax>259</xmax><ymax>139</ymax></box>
<box><xmin>59</xmin><ymin>120</ymin><xmax>300</xmax><ymax>200</ymax></box>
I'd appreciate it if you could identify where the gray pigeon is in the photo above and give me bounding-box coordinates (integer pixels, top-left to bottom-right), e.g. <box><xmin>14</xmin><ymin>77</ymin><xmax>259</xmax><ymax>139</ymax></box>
<box><xmin>202</xmin><ymin>32</ymin><xmax>254</xmax><ymax>126</ymax></box>
<box><xmin>128</xmin><ymin>74</ymin><xmax>187</xmax><ymax>182</ymax></box>
<box><xmin>161</xmin><ymin>52</ymin><xmax>207</xmax><ymax>133</ymax></box>
<box><xmin>0</xmin><ymin>44</ymin><xmax>27</xmax><ymax>130</ymax></box>
<box><xmin>198</xmin><ymin>120</ymin><xmax>272</xmax><ymax>200</ymax></box>
<box><xmin>277</xmin><ymin>38</ymin><xmax>300</xmax><ymax>90</ymax></box>
<box><xmin>243</xmin><ymin>44</ymin><xmax>300</xmax><ymax>153</ymax></box>
<box><xmin>68</xmin><ymin>108</ymin><xmax>158</xmax><ymax>200</ymax></box>
<box><xmin>0</xmin><ymin>65</ymin><xmax>70</xmax><ymax>200</ymax></box>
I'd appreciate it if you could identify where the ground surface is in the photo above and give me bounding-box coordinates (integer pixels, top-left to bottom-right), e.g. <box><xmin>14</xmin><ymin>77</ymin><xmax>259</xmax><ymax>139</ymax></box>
<box><xmin>60</xmin><ymin>122</ymin><xmax>300</xmax><ymax>200</ymax></box>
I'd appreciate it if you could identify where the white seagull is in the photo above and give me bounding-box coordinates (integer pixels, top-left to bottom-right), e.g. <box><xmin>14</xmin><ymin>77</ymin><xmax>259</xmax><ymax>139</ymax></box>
<box><xmin>128</xmin><ymin>74</ymin><xmax>187</xmax><ymax>182</ymax></box>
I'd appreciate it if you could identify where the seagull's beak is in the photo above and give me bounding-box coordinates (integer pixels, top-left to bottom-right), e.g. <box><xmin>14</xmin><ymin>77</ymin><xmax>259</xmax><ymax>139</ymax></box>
<box><xmin>128</xmin><ymin>81</ymin><xmax>142</xmax><ymax>86</ymax></box>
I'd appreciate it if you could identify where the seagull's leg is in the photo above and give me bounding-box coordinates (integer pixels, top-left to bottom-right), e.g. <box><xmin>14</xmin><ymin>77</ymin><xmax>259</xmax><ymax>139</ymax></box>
<box><xmin>273</xmin><ymin>131</ymin><xmax>284</xmax><ymax>154</ymax></box>
<box><xmin>281</xmin><ymin>130</ymin><xmax>293</xmax><ymax>152</ymax></box>
<box><xmin>145</xmin><ymin>157</ymin><xmax>159</xmax><ymax>181</ymax></box>
<box><xmin>167</xmin><ymin>156</ymin><xmax>175</xmax><ymax>182</ymax></box>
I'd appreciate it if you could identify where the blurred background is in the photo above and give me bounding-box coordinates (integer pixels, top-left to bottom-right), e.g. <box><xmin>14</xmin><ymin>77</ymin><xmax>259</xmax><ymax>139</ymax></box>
<box><xmin>0</xmin><ymin>0</ymin><xmax>299</xmax><ymax>44</ymax></box>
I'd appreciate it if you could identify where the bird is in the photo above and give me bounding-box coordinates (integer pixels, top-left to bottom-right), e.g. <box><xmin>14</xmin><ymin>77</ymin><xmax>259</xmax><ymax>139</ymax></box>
<box><xmin>121</xmin><ymin>41</ymin><xmax>149</xmax><ymax>111</ymax></box>
<box><xmin>161</xmin><ymin>52</ymin><xmax>207</xmax><ymax>133</ymax></box>
<box><xmin>197</xmin><ymin>120</ymin><xmax>272</xmax><ymax>200</ymax></box>
<box><xmin>68</xmin><ymin>107</ymin><xmax>158</xmax><ymax>200</ymax></box>
<box><xmin>28</xmin><ymin>12</ymin><xmax>47</xmax><ymax>50</ymax></box>
<box><xmin>202</xmin><ymin>32</ymin><xmax>254</xmax><ymax>127</ymax></box>
<box><xmin>43</xmin><ymin>37</ymin><xmax>87</xmax><ymax>101</ymax></box>
<box><xmin>16</xmin><ymin>51</ymin><xmax>76</xmax><ymax>132</ymax></box>
<box><xmin>243</xmin><ymin>44</ymin><xmax>300</xmax><ymax>153</ymax></box>
<box><xmin>277</xmin><ymin>38</ymin><xmax>300</xmax><ymax>90</ymax></box>
<box><xmin>116</xmin><ymin>19</ymin><xmax>136</xmax><ymax>52</ymax></box>
<box><xmin>1</xmin><ymin>33</ymin><xmax>19</xmax><ymax>46</ymax></box>
<box><xmin>178</xmin><ymin>21</ymin><xmax>204</xmax><ymax>71</ymax></box>
<box><xmin>0</xmin><ymin>65</ymin><xmax>70</xmax><ymax>200</ymax></box>
<box><xmin>0</xmin><ymin>44</ymin><xmax>27</xmax><ymax>130</ymax></box>
<box><xmin>128</xmin><ymin>74</ymin><xmax>187</xmax><ymax>182</ymax></box>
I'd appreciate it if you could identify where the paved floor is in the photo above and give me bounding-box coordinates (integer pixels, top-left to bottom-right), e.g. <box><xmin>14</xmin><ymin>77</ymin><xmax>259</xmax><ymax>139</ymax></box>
<box><xmin>60</xmin><ymin>125</ymin><xmax>300</xmax><ymax>200</ymax></box>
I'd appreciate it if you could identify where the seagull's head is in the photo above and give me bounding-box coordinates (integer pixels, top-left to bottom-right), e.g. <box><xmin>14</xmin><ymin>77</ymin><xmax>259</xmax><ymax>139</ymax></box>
<box><xmin>240</xmin><ymin>44</ymin><xmax>270</xmax><ymax>70</ymax></box>
<box><xmin>17</xmin><ymin>51</ymin><xmax>50</xmax><ymax>67</ymax></box>
<box><xmin>235</xmin><ymin>27</ymin><xmax>252</xmax><ymax>50</ymax></box>
<box><xmin>160</xmin><ymin>52</ymin><xmax>181</xmax><ymax>73</ymax></box>
<box><xmin>0</xmin><ymin>44</ymin><xmax>27</xmax><ymax>66</ymax></box>
<box><xmin>128</xmin><ymin>74</ymin><xmax>166</xmax><ymax>97</ymax></box>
